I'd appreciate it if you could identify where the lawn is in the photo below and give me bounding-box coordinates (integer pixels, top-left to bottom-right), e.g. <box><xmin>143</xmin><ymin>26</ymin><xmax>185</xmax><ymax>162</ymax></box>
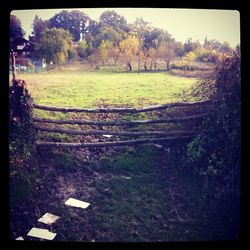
<box><xmin>18</xmin><ymin>66</ymin><xmax>196</xmax><ymax>109</ymax></box>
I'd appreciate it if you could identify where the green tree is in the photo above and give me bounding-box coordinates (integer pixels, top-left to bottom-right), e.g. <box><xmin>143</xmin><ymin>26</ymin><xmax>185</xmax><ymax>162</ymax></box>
<box><xmin>10</xmin><ymin>15</ymin><xmax>25</xmax><ymax>42</ymax></box>
<box><xmin>98</xmin><ymin>40</ymin><xmax>113</xmax><ymax>65</ymax></box>
<box><xmin>76</xmin><ymin>40</ymin><xmax>88</xmax><ymax>59</ymax></box>
<box><xmin>130</xmin><ymin>17</ymin><xmax>153</xmax><ymax>74</ymax></box>
<box><xmin>35</xmin><ymin>28</ymin><xmax>72</xmax><ymax>64</ymax></box>
<box><xmin>182</xmin><ymin>51</ymin><xmax>197</xmax><ymax>70</ymax></box>
<box><xmin>49</xmin><ymin>10</ymin><xmax>89</xmax><ymax>42</ymax></box>
<box><xmin>29</xmin><ymin>15</ymin><xmax>49</xmax><ymax>43</ymax></box>
<box><xmin>184</xmin><ymin>38</ymin><xmax>201</xmax><ymax>53</ymax></box>
<box><xmin>218</xmin><ymin>41</ymin><xmax>232</xmax><ymax>54</ymax></box>
<box><xmin>99</xmin><ymin>10</ymin><xmax>129</xmax><ymax>33</ymax></box>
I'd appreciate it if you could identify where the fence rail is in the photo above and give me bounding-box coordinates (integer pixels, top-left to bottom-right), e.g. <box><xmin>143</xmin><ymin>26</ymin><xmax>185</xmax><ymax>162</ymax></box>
<box><xmin>33</xmin><ymin>100</ymin><xmax>211</xmax><ymax>113</ymax></box>
<box><xmin>33</xmin><ymin>113</ymin><xmax>207</xmax><ymax>126</ymax></box>
<box><xmin>34</xmin><ymin>125</ymin><xmax>196</xmax><ymax>137</ymax></box>
<box><xmin>36</xmin><ymin>135</ymin><xmax>195</xmax><ymax>148</ymax></box>
<box><xmin>33</xmin><ymin>100</ymin><xmax>210</xmax><ymax>148</ymax></box>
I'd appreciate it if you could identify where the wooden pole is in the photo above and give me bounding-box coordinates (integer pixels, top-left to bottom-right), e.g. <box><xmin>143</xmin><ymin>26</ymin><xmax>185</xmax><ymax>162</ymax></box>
<box><xmin>36</xmin><ymin>135</ymin><xmax>194</xmax><ymax>148</ymax></box>
<box><xmin>11</xmin><ymin>49</ymin><xmax>16</xmax><ymax>82</ymax></box>
<box><xmin>33</xmin><ymin>100</ymin><xmax>211</xmax><ymax>113</ymax></box>
<box><xmin>32</xmin><ymin>113</ymin><xmax>207</xmax><ymax>126</ymax></box>
<box><xmin>34</xmin><ymin>125</ymin><xmax>196</xmax><ymax>137</ymax></box>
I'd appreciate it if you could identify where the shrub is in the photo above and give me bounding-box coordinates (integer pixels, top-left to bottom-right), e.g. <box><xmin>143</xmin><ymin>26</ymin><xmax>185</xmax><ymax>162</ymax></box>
<box><xmin>185</xmin><ymin>50</ymin><xmax>240</xmax><ymax>197</ymax></box>
<box><xmin>67</xmin><ymin>48</ymin><xmax>78</xmax><ymax>60</ymax></box>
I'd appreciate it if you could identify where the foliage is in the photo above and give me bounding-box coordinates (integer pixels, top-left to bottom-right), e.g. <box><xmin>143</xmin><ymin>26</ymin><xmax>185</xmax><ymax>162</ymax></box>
<box><xmin>35</xmin><ymin>28</ymin><xmax>72</xmax><ymax>64</ymax></box>
<box><xmin>76</xmin><ymin>40</ymin><xmax>89</xmax><ymax>58</ymax></box>
<box><xmin>185</xmin><ymin>50</ymin><xmax>240</xmax><ymax>196</ymax></box>
<box><xmin>29</xmin><ymin>15</ymin><xmax>49</xmax><ymax>43</ymax></box>
<box><xmin>48</xmin><ymin>10</ymin><xmax>89</xmax><ymax>42</ymax></box>
<box><xmin>10</xmin><ymin>14</ymin><xmax>25</xmax><ymax>42</ymax></box>
<box><xmin>9</xmin><ymin>85</ymin><xmax>37</xmax><ymax>206</ymax></box>
<box><xmin>98</xmin><ymin>40</ymin><xmax>113</xmax><ymax>65</ymax></box>
<box><xmin>195</xmin><ymin>47</ymin><xmax>210</xmax><ymax>62</ymax></box>
<box><xmin>100</xmin><ymin>10</ymin><xmax>129</xmax><ymax>33</ymax></box>
<box><xmin>119</xmin><ymin>35</ymin><xmax>140</xmax><ymax>64</ymax></box>
<box><xmin>184</xmin><ymin>38</ymin><xmax>201</xmax><ymax>53</ymax></box>
<box><xmin>67</xmin><ymin>48</ymin><xmax>78</xmax><ymax>60</ymax></box>
<box><xmin>158</xmin><ymin>40</ymin><xmax>176</xmax><ymax>70</ymax></box>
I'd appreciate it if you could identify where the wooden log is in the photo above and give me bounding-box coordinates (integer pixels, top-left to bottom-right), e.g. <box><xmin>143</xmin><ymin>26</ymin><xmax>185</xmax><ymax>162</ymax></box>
<box><xmin>11</xmin><ymin>50</ymin><xmax>16</xmax><ymax>81</ymax></box>
<box><xmin>34</xmin><ymin>124</ymin><xmax>196</xmax><ymax>136</ymax></box>
<box><xmin>33</xmin><ymin>100</ymin><xmax>211</xmax><ymax>113</ymax></box>
<box><xmin>36</xmin><ymin>135</ymin><xmax>194</xmax><ymax>148</ymax></box>
<box><xmin>33</xmin><ymin>113</ymin><xmax>207</xmax><ymax>126</ymax></box>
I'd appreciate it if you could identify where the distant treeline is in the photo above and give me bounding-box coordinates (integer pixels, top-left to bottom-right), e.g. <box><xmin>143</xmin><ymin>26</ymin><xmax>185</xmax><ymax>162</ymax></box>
<box><xmin>10</xmin><ymin>10</ymin><xmax>238</xmax><ymax>70</ymax></box>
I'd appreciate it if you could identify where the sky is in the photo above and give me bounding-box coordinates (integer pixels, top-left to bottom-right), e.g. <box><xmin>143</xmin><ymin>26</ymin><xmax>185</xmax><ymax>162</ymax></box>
<box><xmin>11</xmin><ymin>8</ymin><xmax>240</xmax><ymax>47</ymax></box>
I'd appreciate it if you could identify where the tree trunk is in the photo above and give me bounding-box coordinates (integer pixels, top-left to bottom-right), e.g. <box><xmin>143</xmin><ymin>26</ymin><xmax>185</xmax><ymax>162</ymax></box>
<box><xmin>150</xmin><ymin>60</ymin><xmax>153</xmax><ymax>71</ymax></box>
<box><xmin>167</xmin><ymin>61</ymin><xmax>170</xmax><ymax>71</ymax></box>
<box><xmin>127</xmin><ymin>62</ymin><xmax>132</xmax><ymax>71</ymax></box>
<box><xmin>144</xmin><ymin>61</ymin><xmax>147</xmax><ymax>71</ymax></box>
<box><xmin>138</xmin><ymin>50</ymin><xmax>140</xmax><ymax>74</ymax></box>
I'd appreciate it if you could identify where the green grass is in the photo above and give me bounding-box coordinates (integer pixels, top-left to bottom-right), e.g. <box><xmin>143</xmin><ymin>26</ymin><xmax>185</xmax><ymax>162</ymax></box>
<box><xmin>18</xmin><ymin>65</ymin><xmax>196</xmax><ymax>109</ymax></box>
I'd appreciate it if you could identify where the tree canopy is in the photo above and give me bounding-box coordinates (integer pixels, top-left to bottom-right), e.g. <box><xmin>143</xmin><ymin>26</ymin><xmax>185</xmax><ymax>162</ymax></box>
<box><xmin>34</xmin><ymin>28</ymin><xmax>72</xmax><ymax>64</ymax></box>
<box><xmin>10</xmin><ymin>15</ymin><xmax>25</xmax><ymax>42</ymax></box>
<box><xmin>48</xmin><ymin>10</ymin><xmax>89</xmax><ymax>42</ymax></box>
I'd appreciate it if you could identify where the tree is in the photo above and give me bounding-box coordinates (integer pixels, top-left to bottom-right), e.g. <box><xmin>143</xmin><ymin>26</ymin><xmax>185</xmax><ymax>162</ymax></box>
<box><xmin>49</xmin><ymin>10</ymin><xmax>89</xmax><ymax>42</ymax></box>
<box><xmin>144</xmin><ymin>28</ymin><xmax>172</xmax><ymax>71</ymax></box>
<box><xmin>98</xmin><ymin>40</ymin><xmax>113</xmax><ymax>65</ymax></box>
<box><xmin>184</xmin><ymin>38</ymin><xmax>201</xmax><ymax>53</ymax></box>
<box><xmin>130</xmin><ymin>17</ymin><xmax>152</xmax><ymax>74</ymax></box>
<box><xmin>35</xmin><ymin>28</ymin><xmax>72</xmax><ymax>64</ymax></box>
<box><xmin>109</xmin><ymin>46</ymin><xmax>120</xmax><ymax>65</ymax></box>
<box><xmin>218</xmin><ymin>41</ymin><xmax>232</xmax><ymax>54</ymax></box>
<box><xmin>174</xmin><ymin>41</ymin><xmax>185</xmax><ymax>57</ymax></box>
<box><xmin>159</xmin><ymin>40</ymin><xmax>176</xmax><ymax>71</ymax></box>
<box><xmin>76</xmin><ymin>40</ymin><xmax>88</xmax><ymax>59</ymax></box>
<box><xmin>10</xmin><ymin>15</ymin><xmax>25</xmax><ymax>42</ymax></box>
<box><xmin>99</xmin><ymin>10</ymin><xmax>129</xmax><ymax>33</ymax></box>
<box><xmin>182</xmin><ymin>51</ymin><xmax>197</xmax><ymax>70</ymax></box>
<box><xmin>30</xmin><ymin>15</ymin><xmax>49</xmax><ymax>43</ymax></box>
<box><xmin>119</xmin><ymin>35</ymin><xmax>140</xmax><ymax>71</ymax></box>
<box><xmin>203</xmin><ymin>38</ymin><xmax>221</xmax><ymax>51</ymax></box>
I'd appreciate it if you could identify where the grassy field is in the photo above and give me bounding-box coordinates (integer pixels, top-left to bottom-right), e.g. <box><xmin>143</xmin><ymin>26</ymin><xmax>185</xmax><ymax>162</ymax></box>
<box><xmin>17</xmin><ymin>64</ymin><xmax>196</xmax><ymax>109</ymax></box>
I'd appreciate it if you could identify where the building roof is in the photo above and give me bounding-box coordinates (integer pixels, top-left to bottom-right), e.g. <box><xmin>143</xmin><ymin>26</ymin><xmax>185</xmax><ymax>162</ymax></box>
<box><xmin>10</xmin><ymin>36</ymin><xmax>36</xmax><ymax>51</ymax></box>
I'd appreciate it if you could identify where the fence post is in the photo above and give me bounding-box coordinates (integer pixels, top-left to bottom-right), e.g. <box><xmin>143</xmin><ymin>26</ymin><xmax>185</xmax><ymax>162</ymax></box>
<box><xmin>11</xmin><ymin>49</ymin><xmax>16</xmax><ymax>82</ymax></box>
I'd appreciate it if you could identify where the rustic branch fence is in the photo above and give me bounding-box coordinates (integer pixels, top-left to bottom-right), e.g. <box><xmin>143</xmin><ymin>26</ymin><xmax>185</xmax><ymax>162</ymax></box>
<box><xmin>32</xmin><ymin>100</ymin><xmax>210</xmax><ymax>149</ymax></box>
<box><xmin>9</xmin><ymin>51</ymin><xmax>210</xmax><ymax>150</ymax></box>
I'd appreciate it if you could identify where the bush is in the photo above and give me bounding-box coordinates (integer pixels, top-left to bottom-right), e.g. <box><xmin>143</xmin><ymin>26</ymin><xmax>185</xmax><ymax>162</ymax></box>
<box><xmin>67</xmin><ymin>48</ymin><xmax>78</xmax><ymax>60</ymax></box>
<box><xmin>185</xmin><ymin>50</ymin><xmax>240</xmax><ymax>197</ymax></box>
<box><xmin>9</xmin><ymin>82</ymin><xmax>37</xmax><ymax>206</ymax></box>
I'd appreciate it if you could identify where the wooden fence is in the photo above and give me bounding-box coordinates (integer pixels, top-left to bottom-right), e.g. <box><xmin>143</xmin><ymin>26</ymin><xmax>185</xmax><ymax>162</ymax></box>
<box><xmin>33</xmin><ymin>100</ymin><xmax>210</xmax><ymax>148</ymax></box>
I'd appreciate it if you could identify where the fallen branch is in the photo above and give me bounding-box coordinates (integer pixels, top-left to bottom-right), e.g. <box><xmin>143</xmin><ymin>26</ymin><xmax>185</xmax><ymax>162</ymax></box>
<box><xmin>33</xmin><ymin>113</ymin><xmax>207</xmax><ymax>126</ymax></box>
<box><xmin>34</xmin><ymin>125</ymin><xmax>196</xmax><ymax>137</ymax></box>
<box><xmin>36</xmin><ymin>136</ymin><xmax>194</xmax><ymax>148</ymax></box>
<box><xmin>33</xmin><ymin>100</ymin><xmax>211</xmax><ymax>113</ymax></box>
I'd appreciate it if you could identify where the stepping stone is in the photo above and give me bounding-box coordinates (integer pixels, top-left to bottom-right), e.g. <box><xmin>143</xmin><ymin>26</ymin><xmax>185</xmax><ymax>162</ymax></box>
<box><xmin>15</xmin><ymin>236</ymin><xmax>24</xmax><ymax>240</ymax></box>
<box><xmin>38</xmin><ymin>213</ymin><xmax>60</xmax><ymax>225</ymax></box>
<box><xmin>65</xmin><ymin>198</ymin><xmax>90</xmax><ymax>209</ymax></box>
<box><xmin>27</xmin><ymin>227</ymin><xmax>57</xmax><ymax>240</ymax></box>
